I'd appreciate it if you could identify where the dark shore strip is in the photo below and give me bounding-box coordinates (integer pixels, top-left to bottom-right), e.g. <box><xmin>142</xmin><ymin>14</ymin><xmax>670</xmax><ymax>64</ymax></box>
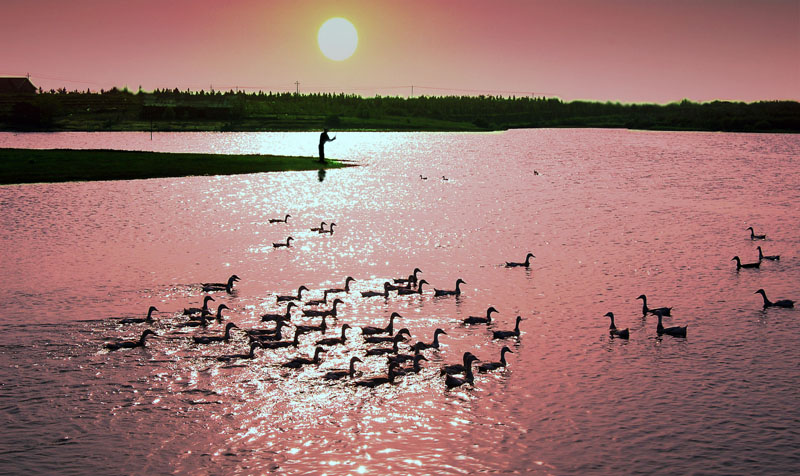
<box><xmin>0</xmin><ymin>148</ymin><xmax>353</xmax><ymax>185</ymax></box>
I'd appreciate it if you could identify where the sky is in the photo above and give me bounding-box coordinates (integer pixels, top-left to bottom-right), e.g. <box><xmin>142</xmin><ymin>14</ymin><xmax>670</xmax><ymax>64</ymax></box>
<box><xmin>1</xmin><ymin>0</ymin><xmax>798</xmax><ymax>103</ymax></box>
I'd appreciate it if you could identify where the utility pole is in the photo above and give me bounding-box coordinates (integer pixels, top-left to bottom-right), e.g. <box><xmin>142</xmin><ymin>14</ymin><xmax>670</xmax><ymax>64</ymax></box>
<box><xmin>295</xmin><ymin>81</ymin><xmax>300</xmax><ymax>95</ymax></box>
<box><xmin>411</xmin><ymin>85</ymin><xmax>414</xmax><ymax>97</ymax></box>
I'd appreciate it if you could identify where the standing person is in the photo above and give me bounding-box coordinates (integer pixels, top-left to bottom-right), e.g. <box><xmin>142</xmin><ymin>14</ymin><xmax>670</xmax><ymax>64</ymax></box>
<box><xmin>319</xmin><ymin>128</ymin><xmax>335</xmax><ymax>162</ymax></box>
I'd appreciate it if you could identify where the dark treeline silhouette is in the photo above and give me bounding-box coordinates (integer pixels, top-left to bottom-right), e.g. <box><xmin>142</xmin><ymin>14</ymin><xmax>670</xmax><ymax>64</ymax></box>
<box><xmin>1</xmin><ymin>87</ymin><xmax>798</xmax><ymax>133</ymax></box>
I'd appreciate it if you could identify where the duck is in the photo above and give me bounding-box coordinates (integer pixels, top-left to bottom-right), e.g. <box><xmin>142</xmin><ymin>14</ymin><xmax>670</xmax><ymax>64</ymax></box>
<box><xmin>320</xmin><ymin>223</ymin><xmax>336</xmax><ymax>235</ymax></box>
<box><xmin>305</xmin><ymin>290</ymin><xmax>330</xmax><ymax>307</ymax></box>
<box><xmin>387</xmin><ymin>346</ymin><xmax>421</xmax><ymax>365</ymax></box>
<box><xmin>120</xmin><ymin>306</ymin><xmax>158</xmax><ymax>324</ymax></box>
<box><xmin>411</xmin><ymin>328</ymin><xmax>447</xmax><ymax>351</ymax></box>
<box><xmin>636</xmin><ymin>294</ymin><xmax>672</xmax><ymax>317</ymax></box>
<box><xmin>207</xmin><ymin>304</ymin><xmax>230</xmax><ymax>324</ymax></box>
<box><xmin>202</xmin><ymin>274</ymin><xmax>240</xmax><ymax>293</ymax></box>
<box><xmin>361</xmin><ymin>312</ymin><xmax>401</xmax><ymax>336</ymax></box>
<box><xmin>393</xmin><ymin>268</ymin><xmax>422</xmax><ymax>285</ymax></box>
<box><xmin>386</xmin><ymin>281</ymin><xmax>413</xmax><ymax>292</ymax></box>
<box><xmin>105</xmin><ymin>329</ymin><xmax>157</xmax><ymax>351</ymax></box>
<box><xmin>603</xmin><ymin>312</ymin><xmax>630</xmax><ymax>339</ymax></box>
<box><xmin>193</xmin><ymin>322</ymin><xmax>238</xmax><ymax>345</ymax></box>
<box><xmin>732</xmin><ymin>256</ymin><xmax>760</xmax><ymax>270</ymax></box>
<box><xmin>183</xmin><ymin>295</ymin><xmax>215</xmax><ymax>316</ymax></box>
<box><xmin>354</xmin><ymin>363</ymin><xmax>400</xmax><ymax>387</ymax></box>
<box><xmin>478</xmin><ymin>346</ymin><xmax>513</xmax><ymax>372</ymax></box>
<box><xmin>396</xmin><ymin>355</ymin><xmax>428</xmax><ymax>376</ymax></box>
<box><xmin>505</xmin><ymin>253</ymin><xmax>535</xmax><ymax>268</ymax></box>
<box><xmin>463</xmin><ymin>306</ymin><xmax>498</xmax><ymax>325</ymax></box>
<box><xmin>746</xmin><ymin>226</ymin><xmax>766</xmax><ymax>240</ymax></box>
<box><xmin>365</xmin><ymin>333</ymin><xmax>406</xmax><ymax>356</ymax></box>
<box><xmin>302</xmin><ymin>298</ymin><xmax>344</xmax><ymax>318</ymax></box>
<box><xmin>325</xmin><ymin>276</ymin><xmax>356</xmax><ymax>294</ymax></box>
<box><xmin>177</xmin><ymin>304</ymin><xmax>229</xmax><ymax>328</ymax></box>
<box><xmin>261</xmin><ymin>302</ymin><xmax>297</xmax><ymax>322</ymax></box>
<box><xmin>277</xmin><ymin>285</ymin><xmax>309</xmax><ymax>303</ymax></box>
<box><xmin>441</xmin><ymin>352</ymin><xmax>480</xmax><ymax>376</ymax></box>
<box><xmin>757</xmin><ymin>246</ymin><xmax>780</xmax><ymax>261</ymax></box>
<box><xmin>246</xmin><ymin>319</ymin><xmax>287</xmax><ymax>341</ymax></box>
<box><xmin>258</xmin><ymin>328</ymin><xmax>302</xmax><ymax>349</ymax></box>
<box><xmin>419</xmin><ymin>175</ymin><xmax>427</xmax><ymax>180</ymax></box>
<box><xmin>316</xmin><ymin>324</ymin><xmax>351</xmax><ymax>346</ymax></box>
<box><xmin>754</xmin><ymin>289</ymin><xmax>794</xmax><ymax>308</ymax></box>
<box><xmin>445</xmin><ymin>360</ymin><xmax>477</xmax><ymax>389</ymax></box>
<box><xmin>434</xmin><ymin>278</ymin><xmax>466</xmax><ymax>297</ymax></box>
<box><xmin>365</xmin><ymin>328</ymin><xmax>411</xmax><ymax>344</ymax></box>
<box><xmin>655</xmin><ymin>310</ymin><xmax>687</xmax><ymax>338</ymax></box>
<box><xmin>268</xmin><ymin>214</ymin><xmax>291</xmax><ymax>224</ymax></box>
<box><xmin>441</xmin><ymin>176</ymin><xmax>449</xmax><ymax>181</ymax></box>
<box><xmin>361</xmin><ymin>282</ymin><xmax>392</xmax><ymax>298</ymax></box>
<box><xmin>492</xmin><ymin>315</ymin><xmax>523</xmax><ymax>339</ymax></box>
<box><xmin>282</xmin><ymin>346</ymin><xmax>326</xmax><ymax>368</ymax></box>
<box><xmin>217</xmin><ymin>342</ymin><xmax>260</xmax><ymax>362</ymax></box>
<box><xmin>397</xmin><ymin>279</ymin><xmax>428</xmax><ymax>296</ymax></box>
<box><xmin>273</xmin><ymin>236</ymin><xmax>294</xmax><ymax>248</ymax></box>
<box><xmin>294</xmin><ymin>315</ymin><xmax>328</xmax><ymax>335</ymax></box>
<box><xmin>310</xmin><ymin>221</ymin><xmax>326</xmax><ymax>232</ymax></box>
<box><xmin>323</xmin><ymin>356</ymin><xmax>363</xmax><ymax>380</ymax></box>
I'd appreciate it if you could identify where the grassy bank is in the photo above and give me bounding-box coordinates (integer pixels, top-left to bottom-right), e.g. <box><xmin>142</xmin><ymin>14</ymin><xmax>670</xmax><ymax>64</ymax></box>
<box><xmin>0</xmin><ymin>148</ymin><xmax>352</xmax><ymax>185</ymax></box>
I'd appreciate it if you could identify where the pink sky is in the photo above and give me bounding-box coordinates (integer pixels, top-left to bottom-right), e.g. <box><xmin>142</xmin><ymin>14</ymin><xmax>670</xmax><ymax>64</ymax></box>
<box><xmin>1</xmin><ymin>0</ymin><xmax>797</xmax><ymax>103</ymax></box>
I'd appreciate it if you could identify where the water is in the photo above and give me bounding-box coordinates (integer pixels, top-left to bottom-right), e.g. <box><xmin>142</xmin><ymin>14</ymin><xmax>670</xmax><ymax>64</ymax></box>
<box><xmin>1</xmin><ymin>129</ymin><xmax>799</xmax><ymax>475</ymax></box>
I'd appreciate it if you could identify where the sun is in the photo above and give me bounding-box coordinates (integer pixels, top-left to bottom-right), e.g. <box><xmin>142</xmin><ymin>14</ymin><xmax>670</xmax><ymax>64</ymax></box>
<box><xmin>318</xmin><ymin>18</ymin><xmax>358</xmax><ymax>61</ymax></box>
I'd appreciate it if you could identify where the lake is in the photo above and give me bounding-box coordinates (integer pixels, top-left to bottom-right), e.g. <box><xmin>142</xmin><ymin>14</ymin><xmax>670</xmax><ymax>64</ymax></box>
<box><xmin>1</xmin><ymin>129</ymin><xmax>799</xmax><ymax>475</ymax></box>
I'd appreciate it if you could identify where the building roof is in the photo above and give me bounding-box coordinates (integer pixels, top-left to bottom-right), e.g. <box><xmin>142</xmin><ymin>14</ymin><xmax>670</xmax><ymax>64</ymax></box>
<box><xmin>0</xmin><ymin>77</ymin><xmax>37</xmax><ymax>94</ymax></box>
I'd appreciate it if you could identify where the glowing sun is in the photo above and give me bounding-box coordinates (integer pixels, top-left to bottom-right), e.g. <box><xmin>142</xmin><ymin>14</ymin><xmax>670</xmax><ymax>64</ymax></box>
<box><xmin>318</xmin><ymin>18</ymin><xmax>358</xmax><ymax>61</ymax></box>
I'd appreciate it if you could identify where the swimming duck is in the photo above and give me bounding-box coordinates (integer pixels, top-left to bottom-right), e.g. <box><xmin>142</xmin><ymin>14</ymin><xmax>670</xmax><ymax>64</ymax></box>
<box><xmin>636</xmin><ymin>295</ymin><xmax>672</xmax><ymax>317</ymax></box>
<box><xmin>757</xmin><ymin>246</ymin><xmax>780</xmax><ymax>261</ymax></box>
<box><xmin>445</xmin><ymin>360</ymin><xmax>477</xmax><ymax>389</ymax></box>
<box><xmin>442</xmin><ymin>176</ymin><xmax>449</xmax><ymax>181</ymax></box>
<box><xmin>282</xmin><ymin>346</ymin><xmax>326</xmax><ymax>368</ymax></box>
<box><xmin>183</xmin><ymin>295</ymin><xmax>215</xmax><ymax>316</ymax></box>
<box><xmin>261</xmin><ymin>302</ymin><xmax>297</xmax><ymax>322</ymax></box>
<box><xmin>505</xmin><ymin>253</ymin><xmax>535</xmax><ymax>268</ymax></box>
<box><xmin>273</xmin><ymin>236</ymin><xmax>294</xmax><ymax>248</ymax></box>
<box><xmin>277</xmin><ymin>286</ymin><xmax>309</xmax><ymax>303</ymax></box>
<box><xmin>295</xmin><ymin>315</ymin><xmax>328</xmax><ymax>335</ymax></box>
<box><xmin>193</xmin><ymin>322</ymin><xmax>238</xmax><ymax>345</ymax></box>
<box><xmin>365</xmin><ymin>327</ymin><xmax>411</xmax><ymax>344</ymax></box>
<box><xmin>207</xmin><ymin>304</ymin><xmax>230</xmax><ymax>324</ymax></box>
<box><xmin>397</xmin><ymin>279</ymin><xmax>428</xmax><ymax>296</ymax></box>
<box><xmin>478</xmin><ymin>346</ymin><xmax>513</xmax><ymax>372</ymax></box>
<box><xmin>305</xmin><ymin>290</ymin><xmax>330</xmax><ymax>307</ymax></box>
<box><xmin>411</xmin><ymin>328</ymin><xmax>447</xmax><ymax>351</ymax></box>
<box><xmin>316</xmin><ymin>324</ymin><xmax>352</xmax><ymax>346</ymax></box>
<box><xmin>434</xmin><ymin>278</ymin><xmax>466</xmax><ymax>297</ymax></box>
<box><xmin>217</xmin><ymin>342</ymin><xmax>260</xmax><ymax>362</ymax></box>
<box><xmin>105</xmin><ymin>329</ymin><xmax>157</xmax><ymax>351</ymax></box>
<box><xmin>492</xmin><ymin>315</ymin><xmax>523</xmax><ymax>339</ymax></box>
<box><xmin>386</xmin><ymin>281</ymin><xmax>413</xmax><ymax>291</ymax></box>
<box><xmin>320</xmin><ymin>223</ymin><xmax>336</xmax><ymax>235</ymax></box>
<box><xmin>246</xmin><ymin>319</ymin><xmax>287</xmax><ymax>341</ymax></box>
<box><xmin>420</xmin><ymin>175</ymin><xmax>427</xmax><ymax>180</ymax></box>
<box><xmin>310</xmin><ymin>221</ymin><xmax>326</xmax><ymax>232</ymax></box>
<box><xmin>323</xmin><ymin>356</ymin><xmax>363</xmax><ymax>380</ymax></box>
<box><xmin>361</xmin><ymin>312</ymin><xmax>401</xmax><ymax>336</ymax></box>
<box><xmin>365</xmin><ymin>333</ymin><xmax>406</xmax><ymax>355</ymax></box>
<box><xmin>120</xmin><ymin>306</ymin><xmax>158</xmax><ymax>324</ymax></box>
<box><xmin>387</xmin><ymin>346</ymin><xmax>421</xmax><ymax>365</ymax></box>
<box><xmin>746</xmin><ymin>226</ymin><xmax>766</xmax><ymax>240</ymax></box>
<box><xmin>732</xmin><ymin>256</ymin><xmax>760</xmax><ymax>270</ymax></box>
<box><xmin>361</xmin><ymin>282</ymin><xmax>392</xmax><ymax>298</ymax></box>
<box><xmin>396</xmin><ymin>355</ymin><xmax>428</xmax><ymax>376</ymax></box>
<box><xmin>268</xmin><ymin>214</ymin><xmax>291</xmax><ymax>223</ymax></box>
<box><xmin>202</xmin><ymin>274</ymin><xmax>240</xmax><ymax>293</ymax></box>
<box><xmin>354</xmin><ymin>363</ymin><xmax>400</xmax><ymax>387</ymax></box>
<box><xmin>603</xmin><ymin>312</ymin><xmax>630</xmax><ymax>339</ymax></box>
<box><xmin>463</xmin><ymin>306</ymin><xmax>498</xmax><ymax>325</ymax></box>
<box><xmin>393</xmin><ymin>268</ymin><xmax>422</xmax><ymax>285</ymax></box>
<box><xmin>302</xmin><ymin>298</ymin><xmax>344</xmax><ymax>318</ymax></box>
<box><xmin>655</xmin><ymin>310</ymin><xmax>687</xmax><ymax>337</ymax></box>
<box><xmin>440</xmin><ymin>352</ymin><xmax>480</xmax><ymax>376</ymax></box>
<box><xmin>754</xmin><ymin>289</ymin><xmax>794</xmax><ymax>308</ymax></box>
<box><xmin>325</xmin><ymin>276</ymin><xmax>356</xmax><ymax>294</ymax></box>
<box><xmin>259</xmin><ymin>328</ymin><xmax>302</xmax><ymax>349</ymax></box>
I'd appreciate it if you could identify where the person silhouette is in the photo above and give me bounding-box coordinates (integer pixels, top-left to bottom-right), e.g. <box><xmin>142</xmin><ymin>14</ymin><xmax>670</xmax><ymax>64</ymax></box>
<box><xmin>319</xmin><ymin>128</ymin><xmax>336</xmax><ymax>162</ymax></box>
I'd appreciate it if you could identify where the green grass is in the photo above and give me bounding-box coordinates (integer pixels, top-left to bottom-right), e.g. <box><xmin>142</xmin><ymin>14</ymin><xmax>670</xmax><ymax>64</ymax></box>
<box><xmin>0</xmin><ymin>148</ymin><xmax>354</xmax><ymax>185</ymax></box>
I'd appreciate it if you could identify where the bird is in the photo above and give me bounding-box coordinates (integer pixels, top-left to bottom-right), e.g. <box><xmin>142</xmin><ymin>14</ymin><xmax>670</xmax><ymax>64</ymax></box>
<box><xmin>354</xmin><ymin>363</ymin><xmax>400</xmax><ymax>387</ymax></box>
<box><xmin>441</xmin><ymin>352</ymin><xmax>480</xmax><ymax>375</ymax></box>
<box><xmin>754</xmin><ymin>289</ymin><xmax>794</xmax><ymax>308</ymax></box>
<box><xmin>397</xmin><ymin>279</ymin><xmax>428</xmax><ymax>296</ymax></box>
<box><xmin>179</xmin><ymin>304</ymin><xmax>228</xmax><ymax>328</ymax></box>
<box><xmin>434</xmin><ymin>278</ymin><xmax>466</xmax><ymax>297</ymax></box>
<box><xmin>325</xmin><ymin>276</ymin><xmax>356</xmax><ymax>294</ymax></box>
<box><xmin>305</xmin><ymin>290</ymin><xmax>330</xmax><ymax>307</ymax></box>
<box><xmin>246</xmin><ymin>319</ymin><xmax>288</xmax><ymax>341</ymax></box>
<box><xmin>202</xmin><ymin>274</ymin><xmax>240</xmax><ymax>293</ymax></box>
<box><xmin>411</xmin><ymin>328</ymin><xmax>447</xmax><ymax>351</ymax></box>
<box><xmin>361</xmin><ymin>312</ymin><xmax>401</xmax><ymax>336</ymax></box>
<box><xmin>277</xmin><ymin>285</ymin><xmax>309</xmax><ymax>303</ymax></box>
<box><xmin>105</xmin><ymin>329</ymin><xmax>156</xmax><ymax>351</ymax></box>
<box><xmin>261</xmin><ymin>302</ymin><xmax>297</xmax><ymax>322</ymax></box>
<box><xmin>463</xmin><ymin>306</ymin><xmax>498</xmax><ymax>325</ymax></box>
<box><xmin>636</xmin><ymin>294</ymin><xmax>672</xmax><ymax>317</ymax></box>
<box><xmin>365</xmin><ymin>333</ymin><xmax>406</xmax><ymax>355</ymax></box>
<box><xmin>386</xmin><ymin>281</ymin><xmax>413</xmax><ymax>292</ymax></box>
<box><xmin>387</xmin><ymin>346</ymin><xmax>421</xmax><ymax>366</ymax></box>
<box><xmin>302</xmin><ymin>299</ymin><xmax>344</xmax><ymax>318</ymax></box>
<box><xmin>395</xmin><ymin>355</ymin><xmax>428</xmax><ymax>376</ymax></box>
<box><xmin>193</xmin><ymin>322</ymin><xmax>238</xmax><ymax>345</ymax></box>
<box><xmin>655</xmin><ymin>310</ymin><xmax>687</xmax><ymax>338</ymax></box>
<box><xmin>505</xmin><ymin>253</ymin><xmax>535</xmax><ymax>268</ymax></box>
<box><xmin>183</xmin><ymin>295</ymin><xmax>215</xmax><ymax>317</ymax></box>
<box><xmin>323</xmin><ymin>356</ymin><xmax>363</xmax><ymax>380</ymax></box>
<box><xmin>441</xmin><ymin>176</ymin><xmax>449</xmax><ymax>181</ymax></box>
<box><xmin>282</xmin><ymin>346</ymin><xmax>326</xmax><ymax>369</ymax></box>
<box><xmin>258</xmin><ymin>329</ymin><xmax>302</xmax><ymax>349</ymax></box>
<box><xmin>393</xmin><ymin>268</ymin><xmax>422</xmax><ymax>285</ymax></box>
<box><xmin>120</xmin><ymin>306</ymin><xmax>158</xmax><ymax>324</ymax></box>
<box><xmin>206</xmin><ymin>304</ymin><xmax>230</xmax><ymax>324</ymax></box>
<box><xmin>365</xmin><ymin>328</ymin><xmax>411</xmax><ymax>344</ymax></box>
<box><xmin>757</xmin><ymin>246</ymin><xmax>780</xmax><ymax>261</ymax></box>
<box><xmin>309</xmin><ymin>221</ymin><xmax>326</xmax><ymax>232</ymax></box>
<box><xmin>361</xmin><ymin>282</ymin><xmax>392</xmax><ymax>298</ymax></box>
<box><xmin>492</xmin><ymin>315</ymin><xmax>523</xmax><ymax>339</ymax></box>
<box><xmin>603</xmin><ymin>312</ymin><xmax>630</xmax><ymax>339</ymax></box>
<box><xmin>445</xmin><ymin>359</ymin><xmax>477</xmax><ymax>389</ymax></box>
<box><xmin>732</xmin><ymin>256</ymin><xmax>760</xmax><ymax>270</ymax></box>
<box><xmin>419</xmin><ymin>175</ymin><xmax>427</xmax><ymax>180</ymax></box>
<box><xmin>320</xmin><ymin>223</ymin><xmax>336</xmax><ymax>235</ymax></box>
<box><xmin>268</xmin><ymin>214</ymin><xmax>291</xmax><ymax>223</ymax></box>
<box><xmin>478</xmin><ymin>346</ymin><xmax>513</xmax><ymax>372</ymax></box>
<box><xmin>746</xmin><ymin>226</ymin><xmax>766</xmax><ymax>240</ymax></box>
<box><xmin>273</xmin><ymin>236</ymin><xmax>294</xmax><ymax>248</ymax></box>
<box><xmin>294</xmin><ymin>315</ymin><xmax>328</xmax><ymax>335</ymax></box>
<box><xmin>316</xmin><ymin>324</ymin><xmax>351</xmax><ymax>346</ymax></box>
<box><xmin>217</xmin><ymin>342</ymin><xmax>260</xmax><ymax>362</ymax></box>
